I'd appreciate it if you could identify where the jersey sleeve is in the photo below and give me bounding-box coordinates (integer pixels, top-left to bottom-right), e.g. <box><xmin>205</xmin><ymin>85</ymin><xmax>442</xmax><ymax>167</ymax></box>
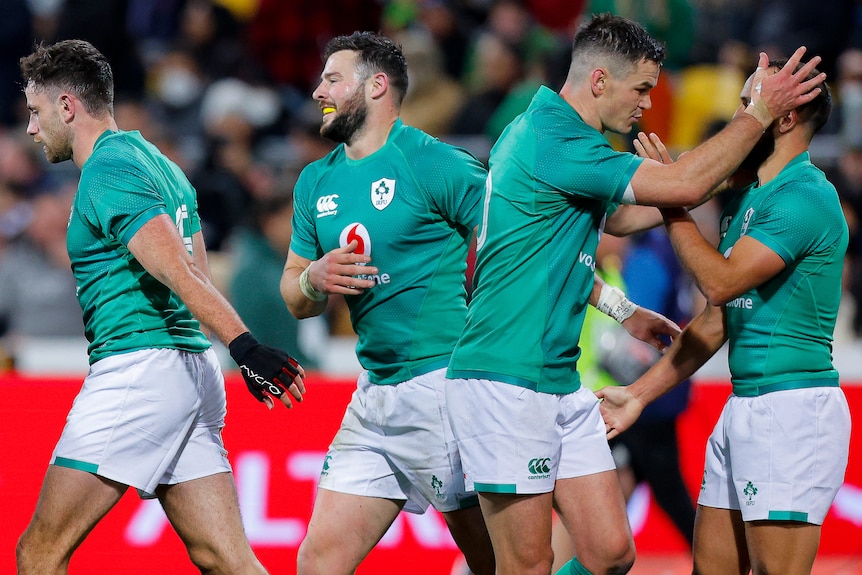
<box><xmin>421</xmin><ymin>143</ymin><xmax>487</xmax><ymax>231</ymax></box>
<box><xmin>290</xmin><ymin>165</ymin><xmax>323</xmax><ymax>260</ymax></box>
<box><xmin>78</xmin><ymin>153</ymin><xmax>168</xmax><ymax>246</ymax></box>
<box><xmin>535</xmin><ymin>119</ymin><xmax>642</xmax><ymax>204</ymax></box>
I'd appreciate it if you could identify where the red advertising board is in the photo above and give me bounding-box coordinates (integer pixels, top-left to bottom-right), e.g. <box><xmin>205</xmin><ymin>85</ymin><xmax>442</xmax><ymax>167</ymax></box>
<box><xmin>2</xmin><ymin>372</ymin><xmax>860</xmax><ymax>574</ymax></box>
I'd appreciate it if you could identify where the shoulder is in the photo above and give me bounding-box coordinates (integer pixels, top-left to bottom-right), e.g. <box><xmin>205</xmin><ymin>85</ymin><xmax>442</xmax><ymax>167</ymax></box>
<box><xmin>296</xmin><ymin>147</ymin><xmax>344</xmax><ymax>187</ymax></box>
<box><xmin>394</xmin><ymin>123</ymin><xmax>484</xmax><ymax>172</ymax></box>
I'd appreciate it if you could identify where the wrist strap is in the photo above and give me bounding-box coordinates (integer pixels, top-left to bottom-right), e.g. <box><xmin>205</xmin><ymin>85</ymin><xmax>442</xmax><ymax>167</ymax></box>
<box><xmin>299</xmin><ymin>266</ymin><xmax>326</xmax><ymax>301</ymax></box>
<box><xmin>597</xmin><ymin>284</ymin><xmax>638</xmax><ymax>324</ymax></box>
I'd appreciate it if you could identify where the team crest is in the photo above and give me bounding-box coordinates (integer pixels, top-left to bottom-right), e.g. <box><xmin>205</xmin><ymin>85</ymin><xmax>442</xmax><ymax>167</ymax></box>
<box><xmin>371</xmin><ymin>178</ymin><xmax>396</xmax><ymax>211</ymax></box>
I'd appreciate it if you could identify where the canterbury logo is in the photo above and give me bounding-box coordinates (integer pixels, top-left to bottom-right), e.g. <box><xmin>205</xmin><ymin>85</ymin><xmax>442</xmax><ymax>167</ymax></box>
<box><xmin>316</xmin><ymin>194</ymin><xmax>339</xmax><ymax>218</ymax></box>
<box><xmin>528</xmin><ymin>458</ymin><xmax>551</xmax><ymax>475</ymax></box>
<box><xmin>240</xmin><ymin>365</ymin><xmax>283</xmax><ymax>396</ymax></box>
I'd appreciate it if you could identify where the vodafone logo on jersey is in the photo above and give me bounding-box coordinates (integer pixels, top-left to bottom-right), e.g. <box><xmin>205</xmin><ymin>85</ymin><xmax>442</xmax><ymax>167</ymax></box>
<box><xmin>338</xmin><ymin>223</ymin><xmax>391</xmax><ymax>285</ymax></box>
<box><xmin>339</xmin><ymin>223</ymin><xmax>371</xmax><ymax>257</ymax></box>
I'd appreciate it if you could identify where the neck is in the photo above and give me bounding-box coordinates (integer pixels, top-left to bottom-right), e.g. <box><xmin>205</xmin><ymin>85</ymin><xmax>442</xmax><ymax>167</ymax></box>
<box><xmin>756</xmin><ymin>135</ymin><xmax>809</xmax><ymax>185</ymax></box>
<box><xmin>344</xmin><ymin>109</ymin><xmax>398</xmax><ymax>161</ymax></box>
<box><xmin>559</xmin><ymin>81</ymin><xmax>603</xmax><ymax>132</ymax></box>
<box><xmin>73</xmin><ymin>115</ymin><xmax>118</xmax><ymax>169</ymax></box>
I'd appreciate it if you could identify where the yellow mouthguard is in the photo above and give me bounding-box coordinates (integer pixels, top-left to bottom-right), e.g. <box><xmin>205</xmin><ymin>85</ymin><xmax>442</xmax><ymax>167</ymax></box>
<box><xmin>322</xmin><ymin>107</ymin><xmax>336</xmax><ymax>114</ymax></box>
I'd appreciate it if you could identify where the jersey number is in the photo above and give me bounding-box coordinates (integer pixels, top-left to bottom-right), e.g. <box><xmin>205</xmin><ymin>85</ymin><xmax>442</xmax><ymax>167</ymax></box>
<box><xmin>175</xmin><ymin>205</ymin><xmax>193</xmax><ymax>253</ymax></box>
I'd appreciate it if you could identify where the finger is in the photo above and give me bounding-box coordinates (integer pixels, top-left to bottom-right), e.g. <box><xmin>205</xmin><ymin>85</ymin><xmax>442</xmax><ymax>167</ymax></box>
<box><xmin>782</xmin><ymin>46</ymin><xmax>808</xmax><ymax>70</ymax></box>
<box><xmin>797</xmin><ymin>72</ymin><xmax>827</xmax><ymax>94</ymax></box>
<box><xmin>607</xmin><ymin>427</ymin><xmax>620</xmax><ymax>440</ymax></box>
<box><xmin>757</xmin><ymin>51</ymin><xmax>770</xmax><ymax>70</ymax></box>
<box><xmin>636</xmin><ymin>132</ymin><xmax>659</xmax><ymax>160</ymax></box>
<box><xmin>292</xmin><ymin>373</ymin><xmax>306</xmax><ymax>394</ymax></box>
<box><xmin>263</xmin><ymin>395</ymin><xmax>274</xmax><ymax>410</ymax></box>
<box><xmin>274</xmin><ymin>375</ymin><xmax>303</xmax><ymax>402</ymax></box>
<box><xmin>339</xmin><ymin>239</ymin><xmax>360</xmax><ymax>253</ymax></box>
<box><xmin>288</xmin><ymin>380</ymin><xmax>305</xmax><ymax>402</ymax></box>
<box><xmin>277</xmin><ymin>394</ymin><xmax>294</xmax><ymax>409</ymax></box>
<box><xmin>793</xmin><ymin>54</ymin><xmax>822</xmax><ymax>79</ymax></box>
<box><xmin>338</xmin><ymin>264</ymin><xmax>378</xmax><ymax>276</ymax></box>
<box><xmin>645</xmin><ymin>336</ymin><xmax>666</xmax><ymax>352</ymax></box>
<box><xmin>648</xmin><ymin>133</ymin><xmax>672</xmax><ymax>163</ymax></box>
<box><xmin>633</xmin><ymin>138</ymin><xmax>647</xmax><ymax>158</ymax></box>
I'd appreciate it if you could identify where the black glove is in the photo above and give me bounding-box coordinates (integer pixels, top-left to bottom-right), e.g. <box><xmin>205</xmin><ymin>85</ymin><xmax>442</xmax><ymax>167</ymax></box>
<box><xmin>228</xmin><ymin>332</ymin><xmax>302</xmax><ymax>403</ymax></box>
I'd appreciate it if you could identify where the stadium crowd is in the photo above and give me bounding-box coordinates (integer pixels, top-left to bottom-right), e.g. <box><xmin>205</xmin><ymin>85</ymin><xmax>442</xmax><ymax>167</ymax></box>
<box><xmin>2</xmin><ymin>0</ymin><xmax>862</xmax><ymax>371</ymax></box>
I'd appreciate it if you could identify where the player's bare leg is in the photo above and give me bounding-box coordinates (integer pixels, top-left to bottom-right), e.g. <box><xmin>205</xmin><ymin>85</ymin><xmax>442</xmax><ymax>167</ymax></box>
<box><xmin>479</xmin><ymin>490</ymin><xmax>556</xmax><ymax>575</ymax></box>
<box><xmin>158</xmin><ymin>472</ymin><xmax>267</xmax><ymax>574</ymax></box>
<box><xmin>554</xmin><ymin>470</ymin><xmax>635</xmax><ymax>575</ymax></box>
<box><xmin>745</xmin><ymin>520</ymin><xmax>820</xmax><ymax>575</ymax></box>
<box><xmin>692</xmin><ymin>506</ymin><xmax>749</xmax><ymax>575</ymax></box>
<box><xmin>17</xmin><ymin>465</ymin><xmax>127</xmax><ymax>574</ymax></box>
<box><xmin>442</xmin><ymin>505</ymin><xmax>495</xmax><ymax>575</ymax></box>
<box><xmin>296</xmin><ymin>487</ymin><xmax>403</xmax><ymax>575</ymax></box>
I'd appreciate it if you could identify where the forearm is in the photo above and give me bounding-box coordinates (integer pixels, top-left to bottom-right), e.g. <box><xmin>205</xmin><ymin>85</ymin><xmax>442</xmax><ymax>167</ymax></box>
<box><xmin>281</xmin><ymin>263</ymin><xmax>327</xmax><ymax>319</ymax></box>
<box><xmin>604</xmin><ymin>204</ymin><xmax>663</xmax><ymax>236</ymax></box>
<box><xmin>628</xmin><ymin>305</ymin><xmax>726</xmax><ymax>406</ymax></box>
<box><xmin>632</xmin><ymin>113</ymin><xmax>766</xmax><ymax>206</ymax></box>
<box><xmin>662</xmin><ymin>208</ymin><xmax>733</xmax><ymax>305</ymax></box>
<box><xmin>168</xmin><ymin>261</ymin><xmax>250</xmax><ymax>346</ymax></box>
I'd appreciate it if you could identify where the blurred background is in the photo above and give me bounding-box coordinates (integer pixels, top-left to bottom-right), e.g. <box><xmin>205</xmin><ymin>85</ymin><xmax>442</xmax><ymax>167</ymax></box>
<box><xmin>2</xmin><ymin>0</ymin><xmax>862</xmax><ymax>375</ymax></box>
<box><xmin>1</xmin><ymin>2</ymin><xmax>862</xmax><ymax>573</ymax></box>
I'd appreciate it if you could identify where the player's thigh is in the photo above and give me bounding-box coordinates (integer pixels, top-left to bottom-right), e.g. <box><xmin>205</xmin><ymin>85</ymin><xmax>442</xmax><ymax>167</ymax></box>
<box><xmin>300</xmin><ymin>487</ymin><xmax>403</xmax><ymax>565</ymax></box>
<box><xmin>157</xmin><ymin>472</ymin><xmax>256</xmax><ymax>563</ymax></box>
<box><xmin>745</xmin><ymin>520</ymin><xmax>820</xmax><ymax>575</ymax></box>
<box><xmin>478</xmin><ymin>490</ymin><xmax>555</xmax><ymax>571</ymax></box>
<box><xmin>692</xmin><ymin>506</ymin><xmax>748</xmax><ymax>575</ymax></box>
<box><xmin>21</xmin><ymin>465</ymin><xmax>126</xmax><ymax>553</ymax></box>
<box><xmin>441</xmin><ymin>506</ymin><xmax>494</xmax><ymax>575</ymax></box>
<box><xmin>554</xmin><ymin>470</ymin><xmax>634</xmax><ymax>570</ymax></box>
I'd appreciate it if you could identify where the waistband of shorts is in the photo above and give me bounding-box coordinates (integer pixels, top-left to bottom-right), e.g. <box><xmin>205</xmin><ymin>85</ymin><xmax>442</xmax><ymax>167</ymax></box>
<box><xmin>369</xmin><ymin>358</ymin><xmax>451</xmax><ymax>385</ymax></box>
<box><xmin>733</xmin><ymin>377</ymin><xmax>840</xmax><ymax>397</ymax></box>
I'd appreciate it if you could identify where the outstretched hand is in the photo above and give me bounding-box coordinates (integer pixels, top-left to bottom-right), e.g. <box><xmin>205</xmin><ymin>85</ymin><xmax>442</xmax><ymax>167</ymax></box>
<box><xmin>746</xmin><ymin>46</ymin><xmax>826</xmax><ymax>127</ymax></box>
<box><xmin>620</xmin><ymin>306</ymin><xmax>681</xmax><ymax>353</ymax></box>
<box><xmin>595</xmin><ymin>385</ymin><xmax>644</xmax><ymax>440</ymax></box>
<box><xmin>229</xmin><ymin>332</ymin><xmax>307</xmax><ymax>410</ymax></box>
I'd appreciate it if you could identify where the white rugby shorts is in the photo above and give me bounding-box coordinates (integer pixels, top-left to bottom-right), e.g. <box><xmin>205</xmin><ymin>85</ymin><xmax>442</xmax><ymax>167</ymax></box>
<box><xmin>51</xmin><ymin>347</ymin><xmax>231</xmax><ymax>498</ymax></box>
<box><xmin>445</xmin><ymin>378</ymin><xmax>616</xmax><ymax>494</ymax></box>
<box><xmin>698</xmin><ymin>386</ymin><xmax>851</xmax><ymax>524</ymax></box>
<box><xmin>317</xmin><ymin>368</ymin><xmax>477</xmax><ymax>514</ymax></box>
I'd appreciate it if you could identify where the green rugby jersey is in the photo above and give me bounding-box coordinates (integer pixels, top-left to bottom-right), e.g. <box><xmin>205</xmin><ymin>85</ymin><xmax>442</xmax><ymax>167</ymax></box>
<box><xmin>68</xmin><ymin>130</ymin><xmax>210</xmax><ymax>364</ymax></box>
<box><xmin>448</xmin><ymin>86</ymin><xmax>642</xmax><ymax>394</ymax></box>
<box><xmin>719</xmin><ymin>152</ymin><xmax>848</xmax><ymax>396</ymax></box>
<box><xmin>291</xmin><ymin>119</ymin><xmax>486</xmax><ymax>385</ymax></box>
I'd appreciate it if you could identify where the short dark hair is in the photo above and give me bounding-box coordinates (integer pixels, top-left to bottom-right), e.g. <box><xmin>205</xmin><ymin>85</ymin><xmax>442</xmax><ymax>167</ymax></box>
<box><xmin>20</xmin><ymin>39</ymin><xmax>114</xmax><ymax>117</ymax></box>
<box><xmin>322</xmin><ymin>31</ymin><xmax>409</xmax><ymax>105</ymax></box>
<box><xmin>571</xmin><ymin>13</ymin><xmax>666</xmax><ymax>76</ymax></box>
<box><xmin>770</xmin><ymin>58</ymin><xmax>832</xmax><ymax>136</ymax></box>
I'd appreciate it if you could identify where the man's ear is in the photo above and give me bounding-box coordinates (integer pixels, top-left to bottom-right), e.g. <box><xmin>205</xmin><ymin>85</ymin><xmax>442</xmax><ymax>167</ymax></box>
<box><xmin>777</xmin><ymin>109</ymin><xmax>797</xmax><ymax>134</ymax></box>
<box><xmin>591</xmin><ymin>68</ymin><xmax>607</xmax><ymax>96</ymax></box>
<box><xmin>369</xmin><ymin>72</ymin><xmax>388</xmax><ymax>100</ymax></box>
<box><xmin>58</xmin><ymin>93</ymin><xmax>76</xmax><ymax>123</ymax></box>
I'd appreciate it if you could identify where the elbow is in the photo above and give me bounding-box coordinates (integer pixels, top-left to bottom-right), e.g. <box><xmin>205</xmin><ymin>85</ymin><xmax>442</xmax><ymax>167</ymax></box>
<box><xmin>288</xmin><ymin>303</ymin><xmax>316</xmax><ymax>320</ymax></box>
<box><xmin>702</xmin><ymin>285</ymin><xmax>737</xmax><ymax>307</ymax></box>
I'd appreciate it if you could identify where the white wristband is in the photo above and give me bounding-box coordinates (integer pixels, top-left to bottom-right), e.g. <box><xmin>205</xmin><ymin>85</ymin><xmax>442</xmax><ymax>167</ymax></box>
<box><xmin>596</xmin><ymin>284</ymin><xmax>638</xmax><ymax>324</ymax></box>
<box><xmin>299</xmin><ymin>266</ymin><xmax>326</xmax><ymax>302</ymax></box>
